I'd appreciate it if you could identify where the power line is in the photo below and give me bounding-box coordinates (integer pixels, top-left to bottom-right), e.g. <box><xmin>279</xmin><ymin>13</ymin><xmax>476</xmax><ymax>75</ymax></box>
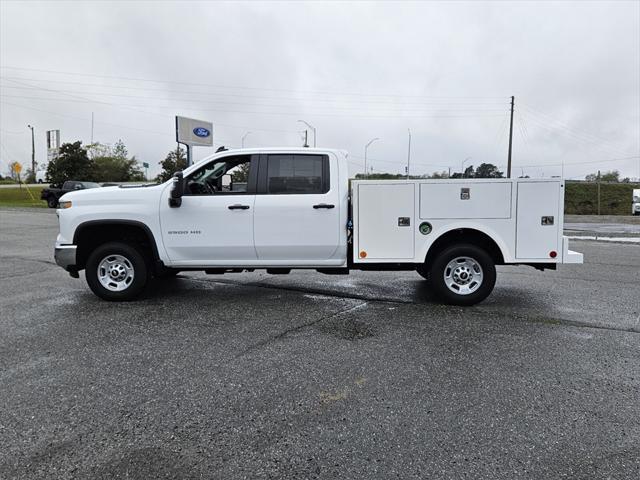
<box><xmin>0</xmin><ymin>66</ymin><xmax>509</xmax><ymax>100</ymax></box>
<box><xmin>518</xmin><ymin>155</ymin><xmax>640</xmax><ymax>169</ymax></box>
<box><xmin>0</xmin><ymin>95</ymin><xmax>509</xmax><ymax>119</ymax></box>
<box><xmin>0</xmin><ymin>93</ymin><xmax>511</xmax><ymax>114</ymax></box>
<box><xmin>0</xmin><ymin>77</ymin><xmax>509</xmax><ymax>107</ymax></box>
<box><xmin>519</xmin><ymin>103</ymin><xmax>635</xmax><ymax>156</ymax></box>
<box><xmin>518</xmin><ymin>110</ymin><xmax>634</xmax><ymax>159</ymax></box>
<box><xmin>0</xmin><ymin>86</ymin><xmax>509</xmax><ymax>112</ymax></box>
<box><xmin>0</xmin><ymin>100</ymin><xmax>236</xmax><ymax>144</ymax></box>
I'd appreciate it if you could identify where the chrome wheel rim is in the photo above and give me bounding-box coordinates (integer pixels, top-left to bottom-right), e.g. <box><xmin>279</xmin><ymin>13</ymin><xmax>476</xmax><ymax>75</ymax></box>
<box><xmin>444</xmin><ymin>256</ymin><xmax>483</xmax><ymax>296</ymax></box>
<box><xmin>97</xmin><ymin>254</ymin><xmax>135</xmax><ymax>292</ymax></box>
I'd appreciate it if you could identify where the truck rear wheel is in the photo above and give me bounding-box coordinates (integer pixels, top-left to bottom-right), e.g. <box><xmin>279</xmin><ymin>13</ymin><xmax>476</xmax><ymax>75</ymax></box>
<box><xmin>85</xmin><ymin>242</ymin><xmax>148</xmax><ymax>301</ymax></box>
<box><xmin>428</xmin><ymin>244</ymin><xmax>496</xmax><ymax>306</ymax></box>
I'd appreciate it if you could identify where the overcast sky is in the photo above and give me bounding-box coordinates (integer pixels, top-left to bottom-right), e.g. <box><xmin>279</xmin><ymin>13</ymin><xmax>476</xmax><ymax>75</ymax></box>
<box><xmin>1</xmin><ymin>0</ymin><xmax>639</xmax><ymax>180</ymax></box>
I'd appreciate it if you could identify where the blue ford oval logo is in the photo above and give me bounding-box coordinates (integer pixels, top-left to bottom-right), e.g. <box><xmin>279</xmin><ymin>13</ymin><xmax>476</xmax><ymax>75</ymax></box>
<box><xmin>193</xmin><ymin>127</ymin><xmax>210</xmax><ymax>138</ymax></box>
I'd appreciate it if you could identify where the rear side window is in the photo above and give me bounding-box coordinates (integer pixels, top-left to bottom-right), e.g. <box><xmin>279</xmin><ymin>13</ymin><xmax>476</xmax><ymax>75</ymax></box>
<box><xmin>266</xmin><ymin>154</ymin><xmax>329</xmax><ymax>194</ymax></box>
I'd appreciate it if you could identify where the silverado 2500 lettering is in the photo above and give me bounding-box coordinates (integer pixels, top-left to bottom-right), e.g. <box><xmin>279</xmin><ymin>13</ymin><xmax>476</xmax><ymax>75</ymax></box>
<box><xmin>53</xmin><ymin>148</ymin><xmax>583</xmax><ymax>306</ymax></box>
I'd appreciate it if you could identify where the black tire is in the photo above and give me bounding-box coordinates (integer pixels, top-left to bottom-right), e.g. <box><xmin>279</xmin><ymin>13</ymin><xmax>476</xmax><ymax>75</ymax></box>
<box><xmin>428</xmin><ymin>243</ymin><xmax>496</xmax><ymax>306</ymax></box>
<box><xmin>38</xmin><ymin>179</ymin><xmax>43</xmax><ymax>184</ymax></box>
<box><xmin>85</xmin><ymin>242</ymin><xmax>148</xmax><ymax>301</ymax></box>
<box><xmin>47</xmin><ymin>196</ymin><xmax>58</xmax><ymax>208</ymax></box>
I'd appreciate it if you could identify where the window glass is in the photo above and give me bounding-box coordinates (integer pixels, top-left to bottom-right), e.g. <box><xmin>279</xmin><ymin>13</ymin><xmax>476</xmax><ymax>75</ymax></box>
<box><xmin>186</xmin><ymin>156</ymin><xmax>251</xmax><ymax>195</ymax></box>
<box><xmin>267</xmin><ymin>154</ymin><xmax>326</xmax><ymax>194</ymax></box>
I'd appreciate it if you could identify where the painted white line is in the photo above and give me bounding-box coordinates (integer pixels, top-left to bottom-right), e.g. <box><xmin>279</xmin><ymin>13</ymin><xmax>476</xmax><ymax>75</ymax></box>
<box><xmin>566</xmin><ymin>235</ymin><xmax>640</xmax><ymax>244</ymax></box>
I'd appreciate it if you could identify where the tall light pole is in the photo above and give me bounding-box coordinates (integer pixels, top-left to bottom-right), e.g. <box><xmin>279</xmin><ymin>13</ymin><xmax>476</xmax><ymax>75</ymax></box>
<box><xmin>241</xmin><ymin>131</ymin><xmax>251</xmax><ymax>148</ymax></box>
<box><xmin>27</xmin><ymin>125</ymin><xmax>35</xmax><ymax>176</ymax></box>
<box><xmin>364</xmin><ymin>137</ymin><xmax>379</xmax><ymax>179</ymax></box>
<box><xmin>297</xmin><ymin>120</ymin><xmax>316</xmax><ymax>147</ymax></box>
<box><xmin>406</xmin><ymin>128</ymin><xmax>411</xmax><ymax>179</ymax></box>
<box><xmin>507</xmin><ymin>95</ymin><xmax>514</xmax><ymax>178</ymax></box>
<box><xmin>462</xmin><ymin>157</ymin><xmax>472</xmax><ymax>178</ymax></box>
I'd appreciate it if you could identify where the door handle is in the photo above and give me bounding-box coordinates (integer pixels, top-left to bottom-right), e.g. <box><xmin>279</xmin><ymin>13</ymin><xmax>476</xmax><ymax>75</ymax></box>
<box><xmin>228</xmin><ymin>204</ymin><xmax>250</xmax><ymax>210</ymax></box>
<box><xmin>313</xmin><ymin>204</ymin><xmax>335</xmax><ymax>209</ymax></box>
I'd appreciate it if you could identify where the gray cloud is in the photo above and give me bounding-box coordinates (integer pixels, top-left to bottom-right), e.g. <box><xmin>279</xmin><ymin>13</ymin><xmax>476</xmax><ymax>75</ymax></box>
<box><xmin>1</xmin><ymin>0</ymin><xmax>638</xmax><ymax>180</ymax></box>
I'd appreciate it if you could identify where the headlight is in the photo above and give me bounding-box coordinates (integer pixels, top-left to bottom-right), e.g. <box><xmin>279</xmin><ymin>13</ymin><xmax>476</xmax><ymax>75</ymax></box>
<box><xmin>58</xmin><ymin>201</ymin><xmax>72</xmax><ymax>209</ymax></box>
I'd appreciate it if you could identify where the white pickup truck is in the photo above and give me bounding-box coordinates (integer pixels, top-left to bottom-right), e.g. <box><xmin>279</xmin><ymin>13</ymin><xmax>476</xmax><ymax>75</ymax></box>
<box><xmin>53</xmin><ymin>148</ymin><xmax>583</xmax><ymax>305</ymax></box>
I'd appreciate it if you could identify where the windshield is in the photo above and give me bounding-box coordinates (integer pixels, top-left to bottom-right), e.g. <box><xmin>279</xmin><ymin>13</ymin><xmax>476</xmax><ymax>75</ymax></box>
<box><xmin>190</xmin><ymin>162</ymin><xmax>228</xmax><ymax>185</ymax></box>
<box><xmin>84</xmin><ymin>182</ymin><xmax>101</xmax><ymax>189</ymax></box>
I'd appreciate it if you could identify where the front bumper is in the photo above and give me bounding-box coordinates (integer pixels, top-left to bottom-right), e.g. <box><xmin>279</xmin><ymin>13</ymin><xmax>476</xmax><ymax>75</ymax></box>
<box><xmin>54</xmin><ymin>245</ymin><xmax>77</xmax><ymax>271</ymax></box>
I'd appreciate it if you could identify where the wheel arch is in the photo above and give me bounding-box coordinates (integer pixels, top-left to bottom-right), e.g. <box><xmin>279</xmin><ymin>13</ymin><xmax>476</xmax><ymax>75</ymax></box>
<box><xmin>73</xmin><ymin>220</ymin><xmax>162</xmax><ymax>271</ymax></box>
<box><xmin>423</xmin><ymin>227</ymin><xmax>507</xmax><ymax>267</ymax></box>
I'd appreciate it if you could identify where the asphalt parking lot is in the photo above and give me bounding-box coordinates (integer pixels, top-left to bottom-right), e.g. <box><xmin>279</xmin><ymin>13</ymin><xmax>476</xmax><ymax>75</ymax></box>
<box><xmin>1</xmin><ymin>208</ymin><xmax>639</xmax><ymax>479</ymax></box>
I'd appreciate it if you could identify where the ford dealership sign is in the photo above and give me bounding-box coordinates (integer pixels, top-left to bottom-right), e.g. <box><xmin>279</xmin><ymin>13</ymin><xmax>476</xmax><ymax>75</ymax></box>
<box><xmin>175</xmin><ymin>116</ymin><xmax>213</xmax><ymax>147</ymax></box>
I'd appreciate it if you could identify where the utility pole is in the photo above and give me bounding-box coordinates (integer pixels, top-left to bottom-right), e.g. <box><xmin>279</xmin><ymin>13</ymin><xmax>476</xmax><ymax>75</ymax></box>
<box><xmin>597</xmin><ymin>170</ymin><xmax>601</xmax><ymax>216</ymax></box>
<box><xmin>507</xmin><ymin>95</ymin><xmax>514</xmax><ymax>178</ymax></box>
<box><xmin>91</xmin><ymin>112</ymin><xmax>94</xmax><ymax>144</ymax></box>
<box><xmin>364</xmin><ymin>137</ymin><xmax>379</xmax><ymax>179</ymax></box>
<box><xmin>406</xmin><ymin>129</ymin><xmax>411</xmax><ymax>179</ymax></box>
<box><xmin>27</xmin><ymin>125</ymin><xmax>35</xmax><ymax>176</ymax></box>
<box><xmin>303</xmin><ymin>130</ymin><xmax>309</xmax><ymax>148</ymax></box>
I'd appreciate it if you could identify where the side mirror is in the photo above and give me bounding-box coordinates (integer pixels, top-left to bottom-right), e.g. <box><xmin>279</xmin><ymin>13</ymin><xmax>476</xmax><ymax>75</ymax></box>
<box><xmin>221</xmin><ymin>174</ymin><xmax>232</xmax><ymax>190</ymax></box>
<box><xmin>169</xmin><ymin>171</ymin><xmax>184</xmax><ymax>208</ymax></box>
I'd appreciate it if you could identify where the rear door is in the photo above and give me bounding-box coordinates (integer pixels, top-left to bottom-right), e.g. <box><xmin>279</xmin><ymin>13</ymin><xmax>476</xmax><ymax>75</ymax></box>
<box><xmin>253</xmin><ymin>153</ymin><xmax>341</xmax><ymax>263</ymax></box>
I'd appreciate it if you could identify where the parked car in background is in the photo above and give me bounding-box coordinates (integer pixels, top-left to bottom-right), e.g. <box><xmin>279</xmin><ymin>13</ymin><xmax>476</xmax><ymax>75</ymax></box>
<box><xmin>41</xmin><ymin>181</ymin><xmax>101</xmax><ymax>208</ymax></box>
<box><xmin>35</xmin><ymin>170</ymin><xmax>47</xmax><ymax>184</ymax></box>
<box><xmin>633</xmin><ymin>189</ymin><xmax>640</xmax><ymax>216</ymax></box>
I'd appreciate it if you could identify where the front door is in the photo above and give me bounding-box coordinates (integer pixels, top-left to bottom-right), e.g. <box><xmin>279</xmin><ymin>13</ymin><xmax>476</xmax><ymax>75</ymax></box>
<box><xmin>253</xmin><ymin>153</ymin><xmax>341</xmax><ymax>263</ymax></box>
<box><xmin>160</xmin><ymin>154</ymin><xmax>258</xmax><ymax>265</ymax></box>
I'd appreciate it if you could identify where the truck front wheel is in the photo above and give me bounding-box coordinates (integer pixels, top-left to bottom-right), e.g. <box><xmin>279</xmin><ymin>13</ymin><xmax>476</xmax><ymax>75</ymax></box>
<box><xmin>428</xmin><ymin>244</ymin><xmax>496</xmax><ymax>306</ymax></box>
<box><xmin>47</xmin><ymin>197</ymin><xmax>57</xmax><ymax>208</ymax></box>
<box><xmin>85</xmin><ymin>242</ymin><xmax>148</xmax><ymax>301</ymax></box>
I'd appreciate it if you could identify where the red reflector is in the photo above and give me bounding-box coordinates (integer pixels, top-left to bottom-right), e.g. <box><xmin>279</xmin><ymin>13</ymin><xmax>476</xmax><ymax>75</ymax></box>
<box><xmin>549</xmin><ymin>251</ymin><xmax>557</xmax><ymax>258</ymax></box>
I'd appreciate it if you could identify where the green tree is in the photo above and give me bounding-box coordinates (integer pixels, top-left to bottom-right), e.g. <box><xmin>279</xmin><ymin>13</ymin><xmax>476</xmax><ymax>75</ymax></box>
<box><xmin>86</xmin><ymin>142</ymin><xmax>112</xmax><ymax>159</ymax></box>
<box><xmin>156</xmin><ymin>147</ymin><xmax>187</xmax><ymax>183</ymax></box>
<box><xmin>585</xmin><ymin>170</ymin><xmax>620</xmax><ymax>182</ymax></box>
<box><xmin>87</xmin><ymin>140</ymin><xmax>144</xmax><ymax>182</ymax></box>
<box><xmin>113</xmin><ymin>139</ymin><xmax>128</xmax><ymax>159</ymax></box>
<box><xmin>474</xmin><ymin>163</ymin><xmax>504</xmax><ymax>178</ymax></box>
<box><xmin>429</xmin><ymin>170</ymin><xmax>450</xmax><ymax>179</ymax></box>
<box><xmin>46</xmin><ymin>141</ymin><xmax>93</xmax><ymax>186</ymax></box>
<box><xmin>24</xmin><ymin>168</ymin><xmax>36</xmax><ymax>184</ymax></box>
<box><xmin>93</xmin><ymin>156</ymin><xmax>145</xmax><ymax>182</ymax></box>
<box><xmin>231</xmin><ymin>163</ymin><xmax>250</xmax><ymax>183</ymax></box>
<box><xmin>451</xmin><ymin>165</ymin><xmax>475</xmax><ymax>178</ymax></box>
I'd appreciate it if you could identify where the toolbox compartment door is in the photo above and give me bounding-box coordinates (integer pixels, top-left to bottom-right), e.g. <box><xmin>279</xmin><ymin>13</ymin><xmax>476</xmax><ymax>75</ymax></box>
<box><xmin>357</xmin><ymin>183</ymin><xmax>415</xmax><ymax>260</ymax></box>
<box><xmin>516</xmin><ymin>181</ymin><xmax>561</xmax><ymax>259</ymax></box>
<box><xmin>419</xmin><ymin>182</ymin><xmax>512</xmax><ymax>219</ymax></box>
